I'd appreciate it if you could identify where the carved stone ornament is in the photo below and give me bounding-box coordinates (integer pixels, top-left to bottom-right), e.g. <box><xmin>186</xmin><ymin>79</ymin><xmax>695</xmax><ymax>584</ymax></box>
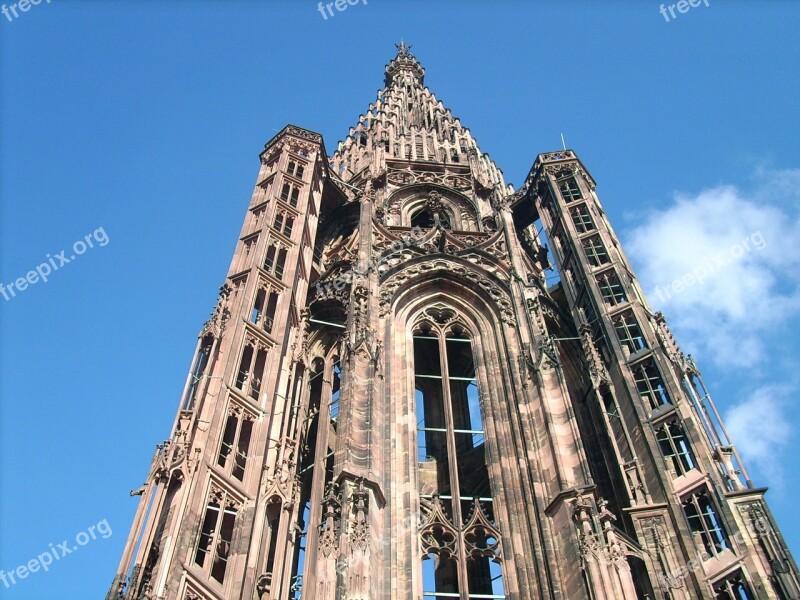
<box><xmin>201</xmin><ymin>283</ymin><xmax>231</xmax><ymax>338</ymax></box>
<box><xmin>319</xmin><ymin>482</ymin><xmax>342</xmax><ymax>557</ymax></box>
<box><xmin>378</xmin><ymin>258</ymin><xmax>515</xmax><ymax>327</ymax></box>
<box><xmin>349</xmin><ymin>479</ymin><xmax>370</xmax><ymax>552</ymax></box>
<box><xmin>419</xmin><ymin>495</ymin><xmax>459</xmax><ymax>559</ymax></box>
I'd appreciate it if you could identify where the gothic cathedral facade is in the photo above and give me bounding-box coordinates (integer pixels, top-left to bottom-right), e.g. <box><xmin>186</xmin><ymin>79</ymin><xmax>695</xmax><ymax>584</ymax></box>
<box><xmin>108</xmin><ymin>45</ymin><xmax>800</xmax><ymax>600</ymax></box>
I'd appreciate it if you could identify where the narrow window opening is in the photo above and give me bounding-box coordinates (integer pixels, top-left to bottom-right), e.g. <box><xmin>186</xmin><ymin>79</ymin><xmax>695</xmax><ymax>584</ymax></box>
<box><xmin>713</xmin><ymin>571</ymin><xmax>755</xmax><ymax>600</ymax></box>
<box><xmin>280</xmin><ymin>183</ymin><xmax>291</xmax><ymax>203</ymax></box>
<box><xmin>612</xmin><ymin>310</ymin><xmax>647</xmax><ymax>355</ymax></box>
<box><xmin>582</xmin><ymin>234</ymin><xmax>611</xmax><ymax>267</ymax></box>
<box><xmin>232</xmin><ymin>418</ymin><xmax>253</xmax><ymax>480</ymax></box>
<box><xmin>275</xmin><ymin>248</ymin><xmax>288</xmax><ymax>280</ymax></box>
<box><xmin>290</xmin><ymin>360</ymin><xmax>324</xmax><ymax>597</ymax></box>
<box><xmin>211</xmin><ymin>506</ymin><xmax>236</xmax><ymax>582</ymax></box>
<box><xmin>288</xmin><ymin>497</ymin><xmax>310</xmax><ymax>599</ymax></box>
<box><xmin>283</xmin><ymin>216</ymin><xmax>295</xmax><ymax>238</ymax></box>
<box><xmin>557</xmin><ymin>175</ymin><xmax>582</xmax><ymax>202</ymax></box>
<box><xmin>596</xmin><ymin>270</ymin><xmax>628</xmax><ymax>306</ymax></box>
<box><xmin>273</xmin><ymin>212</ymin><xmax>285</xmax><ymax>233</ymax></box>
<box><xmin>683</xmin><ymin>490</ymin><xmax>729</xmax><ymax>557</ymax></box>
<box><xmin>656</xmin><ymin>420</ymin><xmax>697</xmax><ymax>477</ymax></box>
<box><xmin>217</xmin><ymin>414</ymin><xmax>238</xmax><ymax>468</ymax></box>
<box><xmin>236</xmin><ymin>346</ymin><xmax>254</xmax><ymax>390</ymax></box>
<box><xmin>415</xmin><ymin>333</ymin><xmax>450</xmax><ymax>514</ymax></box>
<box><xmin>467</xmin><ymin>549</ymin><xmax>503</xmax><ymax>596</ymax></box>
<box><xmin>264</xmin><ymin>246</ymin><xmax>276</xmax><ymax>273</ymax></box>
<box><xmin>251</xmin><ymin>289</ymin><xmax>266</xmax><ymax>325</ymax></box>
<box><xmin>194</xmin><ymin>502</ymin><xmax>219</xmax><ymax>568</ymax></box>
<box><xmin>330</xmin><ymin>362</ymin><xmax>341</xmax><ymax>423</ymax></box>
<box><xmin>264</xmin><ymin>292</ymin><xmax>279</xmax><ymax>333</ymax></box>
<box><xmin>570</xmin><ymin>204</ymin><xmax>595</xmax><ymax>233</ymax></box>
<box><xmin>632</xmin><ymin>359</ymin><xmax>672</xmax><ymax>410</ymax></box>
<box><xmin>184</xmin><ymin>336</ymin><xmax>213</xmax><ymax>410</ymax></box>
<box><xmin>250</xmin><ymin>349</ymin><xmax>268</xmax><ymax>400</ymax></box>
<box><xmin>422</xmin><ymin>552</ymin><xmax>460</xmax><ymax>596</ymax></box>
<box><xmin>264</xmin><ymin>501</ymin><xmax>282</xmax><ymax>575</ymax></box>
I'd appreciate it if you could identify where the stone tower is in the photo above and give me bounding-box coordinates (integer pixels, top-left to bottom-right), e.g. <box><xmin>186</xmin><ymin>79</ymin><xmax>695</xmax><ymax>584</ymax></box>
<box><xmin>108</xmin><ymin>44</ymin><xmax>800</xmax><ymax>600</ymax></box>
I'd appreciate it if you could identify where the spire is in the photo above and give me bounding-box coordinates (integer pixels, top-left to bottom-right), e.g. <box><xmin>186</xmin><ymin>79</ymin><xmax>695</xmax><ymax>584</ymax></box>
<box><xmin>330</xmin><ymin>45</ymin><xmax>508</xmax><ymax>193</ymax></box>
<box><xmin>385</xmin><ymin>40</ymin><xmax>424</xmax><ymax>87</ymax></box>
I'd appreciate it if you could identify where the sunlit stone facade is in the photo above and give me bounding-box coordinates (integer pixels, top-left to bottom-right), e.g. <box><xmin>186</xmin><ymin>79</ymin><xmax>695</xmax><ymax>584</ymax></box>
<box><xmin>109</xmin><ymin>45</ymin><xmax>799</xmax><ymax>600</ymax></box>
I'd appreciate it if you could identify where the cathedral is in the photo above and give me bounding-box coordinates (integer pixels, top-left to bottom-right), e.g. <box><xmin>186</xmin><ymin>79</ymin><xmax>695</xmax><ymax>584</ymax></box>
<box><xmin>108</xmin><ymin>44</ymin><xmax>800</xmax><ymax>600</ymax></box>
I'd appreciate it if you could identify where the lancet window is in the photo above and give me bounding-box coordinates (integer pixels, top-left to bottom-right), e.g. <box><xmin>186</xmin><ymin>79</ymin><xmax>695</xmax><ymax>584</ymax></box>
<box><xmin>413</xmin><ymin>309</ymin><xmax>505</xmax><ymax>599</ymax></box>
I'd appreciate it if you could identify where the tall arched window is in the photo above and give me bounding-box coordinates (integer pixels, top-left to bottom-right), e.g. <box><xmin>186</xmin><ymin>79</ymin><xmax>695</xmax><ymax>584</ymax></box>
<box><xmin>413</xmin><ymin>313</ymin><xmax>505</xmax><ymax>599</ymax></box>
<box><xmin>288</xmin><ymin>351</ymin><xmax>341</xmax><ymax>599</ymax></box>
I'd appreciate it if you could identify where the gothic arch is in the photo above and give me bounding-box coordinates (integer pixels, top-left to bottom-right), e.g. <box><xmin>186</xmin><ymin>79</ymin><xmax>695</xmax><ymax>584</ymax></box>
<box><xmin>384</xmin><ymin>271</ymin><xmax>525</xmax><ymax>598</ymax></box>
<box><xmin>379</xmin><ymin>256</ymin><xmax>516</xmax><ymax>327</ymax></box>
<box><xmin>384</xmin><ymin>184</ymin><xmax>480</xmax><ymax>231</ymax></box>
<box><xmin>312</xmin><ymin>202</ymin><xmax>361</xmax><ymax>268</ymax></box>
<box><xmin>306</xmin><ymin>321</ymin><xmax>344</xmax><ymax>366</ymax></box>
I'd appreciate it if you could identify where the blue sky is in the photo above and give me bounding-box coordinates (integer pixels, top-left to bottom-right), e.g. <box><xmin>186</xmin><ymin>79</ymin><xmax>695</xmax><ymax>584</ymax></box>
<box><xmin>1</xmin><ymin>1</ymin><xmax>798</xmax><ymax>597</ymax></box>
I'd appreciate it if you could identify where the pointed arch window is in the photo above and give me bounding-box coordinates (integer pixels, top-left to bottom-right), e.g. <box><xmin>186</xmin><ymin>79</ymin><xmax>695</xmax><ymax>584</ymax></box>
<box><xmin>183</xmin><ymin>335</ymin><xmax>214</xmax><ymax>410</ymax></box>
<box><xmin>612</xmin><ymin>310</ymin><xmax>647</xmax><ymax>355</ymax></box>
<box><xmin>264</xmin><ymin>243</ymin><xmax>288</xmax><ymax>280</ymax></box>
<box><xmin>280</xmin><ymin>182</ymin><xmax>301</xmax><ymax>208</ymax></box>
<box><xmin>596</xmin><ymin>269</ymin><xmax>628</xmax><ymax>306</ymax></box>
<box><xmin>217</xmin><ymin>404</ymin><xmax>256</xmax><ymax>481</ymax></box>
<box><xmin>413</xmin><ymin>315</ymin><xmax>505</xmax><ymax>599</ymax></box>
<box><xmin>581</xmin><ymin>234</ymin><xmax>611</xmax><ymax>267</ymax></box>
<box><xmin>631</xmin><ymin>358</ymin><xmax>671</xmax><ymax>410</ymax></box>
<box><xmin>290</xmin><ymin>352</ymin><xmax>342</xmax><ymax>598</ymax></box>
<box><xmin>569</xmin><ymin>204</ymin><xmax>595</xmax><ymax>233</ymax></box>
<box><xmin>194</xmin><ymin>485</ymin><xmax>241</xmax><ymax>584</ymax></box>
<box><xmin>655</xmin><ymin>419</ymin><xmax>696</xmax><ymax>477</ymax></box>
<box><xmin>286</xmin><ymin>159</ymin><xmax>305</xmax><ymax>180</ymax></box>
<box><xmin>682</xmin><ymin>489</ymin><xmax>730</xmax><ymax>557</ymax></box>
<box><xmin>557</xmin><ymin>174</ymin><xmax>583</xmax><ymax>202</ymax></box>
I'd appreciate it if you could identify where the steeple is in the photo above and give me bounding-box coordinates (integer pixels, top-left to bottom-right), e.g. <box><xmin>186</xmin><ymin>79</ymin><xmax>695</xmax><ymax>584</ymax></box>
<box><xmin>109</xmin><ymin>45</ymin><xmax>800</xmax><ymax>600</ymax></box>
<box><xmin>384</xmin><ymin>40</ymin><xmax>425</xmax><ymax>87</ymax></box>
<box><xmin>331</xmin><ymin>44</ymin><xmax>508</xmax><ymax>195</ymax></box>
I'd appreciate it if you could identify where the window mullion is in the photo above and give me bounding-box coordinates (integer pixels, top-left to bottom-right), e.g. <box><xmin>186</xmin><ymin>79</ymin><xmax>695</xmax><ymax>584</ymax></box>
<box><xmin>303</xmin><ymin>359</ymin><xmax>335</xmax><ymax>576</ymax></box>
<box><xmin>438</xmin><ymin>333</ymin><xmax>469</xmax><ymax>598</ymax></box>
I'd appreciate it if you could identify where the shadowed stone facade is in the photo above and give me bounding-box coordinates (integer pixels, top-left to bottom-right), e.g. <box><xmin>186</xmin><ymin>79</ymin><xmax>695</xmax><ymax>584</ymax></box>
<box><xmin>109</xmin><ymin>44</ymin><xmax>800</xmax><ymax>600</ymax></box>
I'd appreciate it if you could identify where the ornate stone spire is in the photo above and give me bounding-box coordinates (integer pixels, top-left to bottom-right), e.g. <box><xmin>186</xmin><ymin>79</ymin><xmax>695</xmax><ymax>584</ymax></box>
<box><xmin>384</xmin><ymin>40</ymin><xmax>425</xmax><ymax>87</ymax></box>
<box><xmin>331</xmin><ymin>44</ymin><xmax>509</xmax><ymax>194</ymax></box>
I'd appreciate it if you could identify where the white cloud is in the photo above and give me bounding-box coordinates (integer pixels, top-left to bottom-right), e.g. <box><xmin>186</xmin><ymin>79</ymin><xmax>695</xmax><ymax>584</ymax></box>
<box><xmin>623</xmin><ymin>168</ymin><xmax>800</xmax><ymax>368</ymax></box>
<box><xmin>725</xmin><ymin>386</ymin><xmax>794</xmax><ymax>486</ymax></box>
